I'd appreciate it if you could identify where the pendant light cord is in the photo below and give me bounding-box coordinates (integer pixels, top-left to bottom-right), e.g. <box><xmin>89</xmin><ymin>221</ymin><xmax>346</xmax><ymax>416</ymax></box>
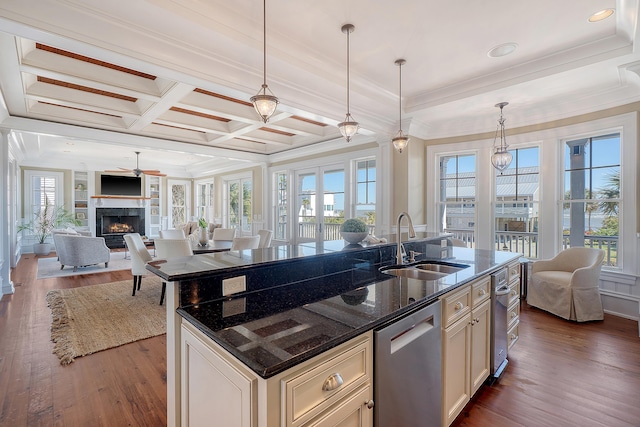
<box><xmin>398</xmin><ymin>61</ymin><xmax>402</xmax><ymax>126</ymax></box>
<box><xmin>262</xmin><ymin>0</ymin><xmax>267</xmax><ymax>87</ymax></box>
<box><xmin>346</xmin><ymin>28</ymin><xmax>350</xmax><ymax>115</ymax></box>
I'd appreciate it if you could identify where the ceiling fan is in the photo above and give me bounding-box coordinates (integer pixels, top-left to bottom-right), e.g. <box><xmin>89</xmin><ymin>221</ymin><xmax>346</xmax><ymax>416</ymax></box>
<box><xmin>105</xmin><ymin>151</ymin><xmax>166</xmax><ymax>177</ymax></box>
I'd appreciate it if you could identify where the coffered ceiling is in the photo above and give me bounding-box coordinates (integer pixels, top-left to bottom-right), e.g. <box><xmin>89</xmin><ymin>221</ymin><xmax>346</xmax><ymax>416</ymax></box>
<box><xmin>0</xmin><ymin>0</ymin><xmax>639</xmax><ymax>176</ymax></box>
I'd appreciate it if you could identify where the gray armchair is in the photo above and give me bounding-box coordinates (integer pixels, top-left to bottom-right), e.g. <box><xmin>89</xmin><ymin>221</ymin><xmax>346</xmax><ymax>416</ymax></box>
<box><xmin>52</xmin><ymin>233</ymin><xmax>110</xmax><ymax>272</ymax></box>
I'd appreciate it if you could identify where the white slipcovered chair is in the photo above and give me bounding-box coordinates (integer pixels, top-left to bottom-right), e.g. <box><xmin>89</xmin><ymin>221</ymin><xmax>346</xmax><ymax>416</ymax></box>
<box><xmin>159</xmin><ymin>229</ymin><xmax>186</xmax><ymax>239</ymax></box>
<box><xmin>212</xmin><ymin>228</ymin><xmax>236</xmax><ymax>241</ymax></box>
<box><xmin>231</xmin><ymin>235</ymin><xmax>260</xmax><ymax>250</ymax></box>
<box><xmin>123</xmin><ymin>233</ymin><xmax>153</xmax><ymax>298</ymax></box>
<box><xmin>52</xmin><ymin>233</ymin><xmax>110</xmax><ymax>272</ymax></box>
<box><xmin>257</xmin><ymin>229</ymin><xmax>273</xmax><ymax>248</ymax></box>
<box><xmin>528</xmin><ymin>247</ymin><xmax>605</xmax><ymax>322</ymax></box>
<box><xmin>154</xmin><ymin>238</ymin><xmax>193</xmax><ymax>305</ymax></box>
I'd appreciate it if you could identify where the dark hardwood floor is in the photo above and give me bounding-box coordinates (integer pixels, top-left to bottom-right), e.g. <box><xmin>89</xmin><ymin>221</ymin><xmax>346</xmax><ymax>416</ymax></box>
<box><xmin>1</xmin><ymin>253</ymin><xmax>639</xmax><ymax>426</ymax></box>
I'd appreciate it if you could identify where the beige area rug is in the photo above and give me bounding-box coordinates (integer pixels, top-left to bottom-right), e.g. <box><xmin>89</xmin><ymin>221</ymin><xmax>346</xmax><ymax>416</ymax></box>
<box><xmin>37</xmin><ymin>254</ymin><xmax>131</xmax><ymax>279</ymax></box>
<box><xmin>45</xmin><ymin>276</ymin><xmax>166</xmax><ymax>365</ymax></box>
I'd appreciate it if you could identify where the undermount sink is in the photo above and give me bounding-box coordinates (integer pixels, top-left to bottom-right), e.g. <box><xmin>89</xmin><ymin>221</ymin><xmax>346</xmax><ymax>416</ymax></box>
<box><xmin>379</xmin><ymin>261</ymin><xmax>470</xmax><ymax>281</ymax></box>
<box><xmin>414</xmin><ymin>263</ymin><xmax>467</xmax><ymax>274</ymax></box>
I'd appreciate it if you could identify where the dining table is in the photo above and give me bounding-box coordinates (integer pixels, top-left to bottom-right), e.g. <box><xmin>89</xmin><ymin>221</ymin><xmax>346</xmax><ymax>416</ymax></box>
<box><xmin>191</xmin><ymin>239</ymin><xmax>233</xmax><ymax>254</ymax></box>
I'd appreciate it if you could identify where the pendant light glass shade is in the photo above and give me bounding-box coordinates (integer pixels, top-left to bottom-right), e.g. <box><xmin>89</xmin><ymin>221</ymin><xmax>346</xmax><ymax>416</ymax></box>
<box><xmin>251</xmin><ymin>0</ymin><xmax>278</xmax><ymax>123</ymax></box>
<box><xmin>490</xmin><ymin>102</ymin><xmax>512</xmax><ymax>171</ymax></box>
<box><xmin>392</xmin><ymin>59</ymin><xmax>409</xmax><ymax>153</ymax></box>
<box><xmin>338</xmin><ymin>24</ymin><xmax>359</xmax><ymax>142</ymax></box>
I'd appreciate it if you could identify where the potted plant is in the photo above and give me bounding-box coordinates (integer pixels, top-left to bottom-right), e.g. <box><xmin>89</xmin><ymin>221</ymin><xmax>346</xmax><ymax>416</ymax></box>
<box><xmin>19</xmin><ymin>197</ymin><xmax>80</xmax><ymax>255</ymax></box>
<box><xmin>340</xmin><ymin>218</ymin><xmax>369</xmax><ymax>244</ymax></box>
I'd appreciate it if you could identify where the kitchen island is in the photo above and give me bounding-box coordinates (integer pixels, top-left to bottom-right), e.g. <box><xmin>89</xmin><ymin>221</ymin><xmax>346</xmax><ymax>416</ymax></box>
<box><xmin>147</xmin><ymin>234</ymin><xmax>521</xmax><ymax>427</ymax></box>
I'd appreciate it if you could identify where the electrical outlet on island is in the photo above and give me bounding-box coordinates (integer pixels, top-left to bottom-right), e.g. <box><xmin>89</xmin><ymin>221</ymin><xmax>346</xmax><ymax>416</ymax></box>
<box><xmin>223</xmin><ymin>276</ymin><xmax>247</xmax><ymax>296</ymax></box>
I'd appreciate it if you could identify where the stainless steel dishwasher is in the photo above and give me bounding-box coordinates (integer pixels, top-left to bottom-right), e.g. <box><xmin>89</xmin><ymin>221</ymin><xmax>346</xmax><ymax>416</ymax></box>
<box><xmin>374</xmin><ymin>300</ymin><xmax>442</xmax><ymax>427</ymax></box>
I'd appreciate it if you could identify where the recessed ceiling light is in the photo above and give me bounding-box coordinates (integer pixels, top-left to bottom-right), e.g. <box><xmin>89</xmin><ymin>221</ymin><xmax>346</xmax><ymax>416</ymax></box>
<box><xmin>589</xmin><ymin>9</ymin><xmax>614</xmax><ymax>22</ymax></box>
<box><xmin>487</xmin><ymin>42</ymin><xmax>518</xmax><ymax>58</ymax></box>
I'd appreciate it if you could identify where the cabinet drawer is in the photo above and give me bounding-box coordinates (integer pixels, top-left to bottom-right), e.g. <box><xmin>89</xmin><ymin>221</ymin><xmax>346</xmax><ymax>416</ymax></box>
<box><xmin>471</xmin><ymin>277</ymin><xmax>490</xmax><ymax>307</ymax></box>
<box><xmin>283</xmin><ymin>335</ymin><xmax>371</xmax><ymax>427</ymax></box>
<box><xmin>508</xmin><ymin>261</ymin><xmax>520</xmax><ymax>283</ymax></box>
<box><xmin>507</xmin><ymin>302</ymin><xmax>520</xmax><ymax>328</ymax></box>
<box><xmin>508</xmin><ymin>281</ymin><xmax>520</xmax><ymax>307</ymax></box>
<box><xmin>508</xmin><ymin>322</ymin><xmax>519</xmax><ymax>350</ymax></box>
<box><xmin>441</xmin><ymin>285</ymin><xmax>471</xmax><ymax>328</ymax></box>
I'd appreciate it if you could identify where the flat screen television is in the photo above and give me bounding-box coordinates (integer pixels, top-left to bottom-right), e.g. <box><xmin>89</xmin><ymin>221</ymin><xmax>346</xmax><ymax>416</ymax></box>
<box><xmin>100</xmin><ymin>174</ymin><xmax>142</xmax><ymax>196</ymax></box>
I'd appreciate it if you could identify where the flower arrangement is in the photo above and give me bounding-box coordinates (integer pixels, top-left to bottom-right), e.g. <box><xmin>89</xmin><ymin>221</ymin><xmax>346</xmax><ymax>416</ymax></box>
<box><xmin>340</xmin><ymin>218</ymin><xmax>367</xmax><ymax>233</ymax></box>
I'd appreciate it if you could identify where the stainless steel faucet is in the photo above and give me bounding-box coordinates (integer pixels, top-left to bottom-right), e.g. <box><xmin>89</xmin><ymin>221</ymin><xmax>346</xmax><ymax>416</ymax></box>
<box><xmin>396</xmin><ymin>211</ymin><xmax>416</xmax><ymax>265</ymax></box>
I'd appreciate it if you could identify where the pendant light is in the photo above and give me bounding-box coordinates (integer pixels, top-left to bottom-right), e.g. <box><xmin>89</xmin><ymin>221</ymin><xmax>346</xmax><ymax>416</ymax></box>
<box><xmin>337</xmin><ymin>24</ymin><xmax>359</xmax><ymax>142</ymax></box>
<box><xmin>490</xmin><ymin>102</ymin><xmax>513</xmax><ymax>171</ymax></box>
<box><xmin>250</xmin><ymin>0</ymin><xmax>279</xmax><ymax>123</ymax></box>
<box><xmin>392</xmin><ymin>59</ymin><xmax>409</xmax><ymax>153</ymax></box>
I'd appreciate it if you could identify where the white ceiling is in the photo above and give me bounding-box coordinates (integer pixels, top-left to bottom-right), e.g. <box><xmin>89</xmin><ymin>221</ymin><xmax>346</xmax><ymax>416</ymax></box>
<box><xmin>0</xmin><ymin>0</ymin><xmax>639</xmax><ymax>177</ymax></box>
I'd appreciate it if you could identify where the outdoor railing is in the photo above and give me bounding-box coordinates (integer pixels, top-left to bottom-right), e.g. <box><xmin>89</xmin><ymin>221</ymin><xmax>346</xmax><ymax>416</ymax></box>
<box><xmin>562</xmin><ymin>235</ymin><xmax>618</xmax><ymax>267</ymax></box>
<box><xmin>297</xmin><ymin>221</ymin><xmax>375</xmax><ymax>241</ymax></box>
<box><xmin>446</xmin><ymin>228</ymin><xmax>618</xmax><ymax>266</ymax></box>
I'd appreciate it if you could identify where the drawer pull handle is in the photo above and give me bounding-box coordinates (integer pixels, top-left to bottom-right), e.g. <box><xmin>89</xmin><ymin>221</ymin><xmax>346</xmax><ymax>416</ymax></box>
<box><xmin>322</xmin><ymin>373</ymin><xmax>344</xmax><ymax>391</ymax></box>
<box><xmin>510</xmin><ymin>333</ymin><xmax>518</xmax><ymax>340</ymax></box>
<box><xmin>511</xmin><ymin>290</ymin><xmax>517</xmax><ymax>296</ymax></box>
<box><xmin>365</xmin><ymin>399</ymin><xmax>375</xmax><ymax>409</ymax></box>
<box><xmin>478</xmin><ymin>289</ymin><xmax>487</xmax><ymax>296</ymax></box>
<box><xmin>511</xmin><ymin>312</ymin><xmax>517</xmax><ymax>319</ymax></box>
<box><xmin>454</xmin><ymin>302</ymin><xmax>464</xmax><ymax>311</ymax></box>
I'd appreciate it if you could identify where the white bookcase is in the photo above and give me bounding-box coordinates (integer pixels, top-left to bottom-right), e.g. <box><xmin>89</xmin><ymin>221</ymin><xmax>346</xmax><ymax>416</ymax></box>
<box><xmin>73</xmin><ymin>171</ymin><xmax>92</xmax><ymax>234</ymax></box>
<box><xmin>147</xmin><ymin>176</ymin><xmax>162</xmax><ymax>238</ymax></box>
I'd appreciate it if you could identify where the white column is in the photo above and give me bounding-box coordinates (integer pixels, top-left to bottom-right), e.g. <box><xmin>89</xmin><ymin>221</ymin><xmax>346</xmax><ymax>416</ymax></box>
<box><xmin>0</xmin><ymin>129</ymin><xmax>15</xmax><ymax>295</ymax></box>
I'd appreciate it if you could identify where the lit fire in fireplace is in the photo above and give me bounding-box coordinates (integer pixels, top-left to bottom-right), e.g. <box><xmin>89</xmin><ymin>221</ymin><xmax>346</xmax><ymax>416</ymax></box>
<box><xmin>108</xmin><ymin>223</ymin><xmax>135</xmax><ymax>233</ymax></box>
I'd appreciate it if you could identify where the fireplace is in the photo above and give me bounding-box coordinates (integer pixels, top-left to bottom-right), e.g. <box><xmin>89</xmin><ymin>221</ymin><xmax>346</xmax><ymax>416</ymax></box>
<box><xmin>96</xmin><ymin>207</ymin><xmax>145</xmax><ymax>248</ymax></box>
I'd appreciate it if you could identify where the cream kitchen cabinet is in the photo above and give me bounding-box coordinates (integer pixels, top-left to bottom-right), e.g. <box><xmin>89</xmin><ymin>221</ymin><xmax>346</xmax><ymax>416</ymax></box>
<box><xmin>441</xmin><ymin>275</ymin><xmax>491</xmax><ymax>427</ymax></box>
<box><xmin>180</xmin><ymin>321</ymin><xmax>373</xmax><ymax>427</ymax></box>
<box><xmin>506</xmin><ymin>260</ymin><xmax>521</xmax><ymax>350</ymax></box>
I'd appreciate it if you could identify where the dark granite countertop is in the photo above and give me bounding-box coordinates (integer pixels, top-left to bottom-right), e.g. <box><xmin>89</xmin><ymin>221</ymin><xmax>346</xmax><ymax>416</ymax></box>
<box><xmin>146</xmin><ymin>232</ymin><xmax>443</xmax><ymax>282</ymax></box>
<box><xmin>173</xmin><ymin>245</ymin><xmax>520</xmax><ymax>378</ymax></box>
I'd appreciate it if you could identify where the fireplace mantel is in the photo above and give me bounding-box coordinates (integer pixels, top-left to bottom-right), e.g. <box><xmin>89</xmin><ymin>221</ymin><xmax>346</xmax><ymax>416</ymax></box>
<box><xmin>91</xmin><ymin>196</ymin><xmax>150</xmax><ymax>200</ymax></box>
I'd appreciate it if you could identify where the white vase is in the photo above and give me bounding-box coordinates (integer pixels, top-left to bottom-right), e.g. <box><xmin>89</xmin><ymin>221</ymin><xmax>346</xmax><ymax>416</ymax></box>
<box><xmin>33</xmin><ymin>243</ymin><xmax>52</xmax><ymax>256</ymax></box>
<box><xmin>198</xmin><ymin>228</ymin><xmax>208</xmax><ymax>246</ymax></box>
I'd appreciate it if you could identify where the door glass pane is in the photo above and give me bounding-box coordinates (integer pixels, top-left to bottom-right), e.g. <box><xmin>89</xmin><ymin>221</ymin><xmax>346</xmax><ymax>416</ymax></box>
<box><xmin>323</xmin><ymin>168</ymin><xmax>344</xmax><ymax>241</ymax></box>
<box><xmin>242</xmin><ymin>180</ymin><xmax>252</xmax><ymax>233</ymax></box>
<box><xmin>171</xmin><ymin>184</ymin><xmax>187</xmax><ymax>228</ymax></box>
<box><xmin>275</xmin><ymin>173</ymin><xmax>287</xmax><ymax>240</ymax></box>
<box><xmin>296</xmin><ymin>172</ymin><xmax>316</xmax><ymax>241</ymax></box>
<box><xmin>228</xmin><ymin>181</ymin><xmax>239</xmax><ymax>229</ymax></box>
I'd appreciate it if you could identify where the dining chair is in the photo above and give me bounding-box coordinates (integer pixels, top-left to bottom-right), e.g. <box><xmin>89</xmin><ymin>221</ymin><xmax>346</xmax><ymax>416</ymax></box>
<box><xmin>159</xmin><ymin>229</ymin><xmax>186</xmax><ymax>239</ymax></box>
<box><xmin>212</xmin><ymin>228</ymin><xmax>236</xmax><ymax>241</ymax></box>
<box><xmin>257</xmin><ymin>229</ymin><xmax>273</xmax><ymax>248</ymax></box>
<box><xmin>231</xmin><ymin>235</ymin><xmax>260</xmax><ymax>250</ymax></box>
<box><xmin>154</xmin><ymin>238</ymin><xmax>193</xmax><ymax>305</ymax></box>
<box><xmin>123</xmin><ymin>233</ymin><xmax>153</xmax><ymax>298</ymax></box>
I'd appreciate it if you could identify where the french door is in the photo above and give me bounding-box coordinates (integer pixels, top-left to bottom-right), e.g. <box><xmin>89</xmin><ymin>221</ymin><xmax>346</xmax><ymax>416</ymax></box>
<box><xmin>294</xmin><ymin>165</ymin><xmax>345</xmax><ymax>243</ymax></box>
<box><xmin>226</xmin><ymin>178</ymin><xmax>252</xmax><ymax>235</ymax></box>
<box><xmin>168</xmin><ymin>179</ymin><xmax>191</xmax><ymax>228</ymax></box>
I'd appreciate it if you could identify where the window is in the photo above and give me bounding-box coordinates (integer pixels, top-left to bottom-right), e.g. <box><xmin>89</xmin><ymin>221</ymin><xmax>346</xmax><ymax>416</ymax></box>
<box><xmin>563</xmin><ymin>133</ymin><xmax>620</xmax><ymax>266</ymax></box>
<box><xmin>437</xmin><ymin>154</ymin><xmax>476</xmax><ymax>245</ymax></box>
<box><xmin>275</xmin><ymin>172</ymin><xmax>287</xmax><ymax>240</ymax></box>
<box><xmin>195</xmin><ymin>181</ymin><xmax>214</xmax><ymax>221</ymax></box>
<box><xmin>23</xmin><ymin>170</ymin><xmax>63</xmax><ymax>242</ymax></box>
<box><xmin>168</xmin><ymin>180</ymin><xmax>191</xmax><ymax>228</ymax></box>
<box><xmin>495</xmin><ymin>147</ymin><xmax>540</xmax><ymax>258</ymax></box>
<box><xmin>355</xmin><ymin>159</ymin><xmax>376</xmax><ymax>227</ymax></box>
